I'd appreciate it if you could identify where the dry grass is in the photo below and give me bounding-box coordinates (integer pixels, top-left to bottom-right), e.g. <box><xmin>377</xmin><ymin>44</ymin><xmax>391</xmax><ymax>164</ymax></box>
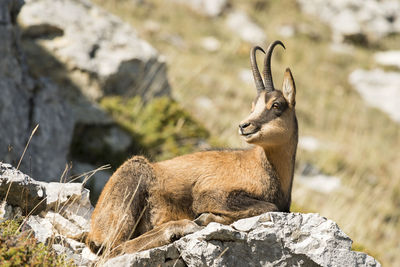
<box><xmin>92</xmin><ymin>0</ymin><xmax>399</xmax><ymax>265</ymax></box>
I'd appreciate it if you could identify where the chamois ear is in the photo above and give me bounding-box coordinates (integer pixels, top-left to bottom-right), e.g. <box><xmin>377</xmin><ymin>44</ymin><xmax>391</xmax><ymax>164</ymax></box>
<box><xmin>282</xmin><ymin>68</ymin><xmax>296</xmax><ymax>107</ymax></box>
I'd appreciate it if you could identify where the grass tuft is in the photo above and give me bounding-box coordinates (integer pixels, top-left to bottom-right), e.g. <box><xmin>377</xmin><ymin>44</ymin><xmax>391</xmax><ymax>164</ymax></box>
<box><xmin>0</xmin><ymin>218</ymin><xmax>74</xmax><ymax>266</ymax></box>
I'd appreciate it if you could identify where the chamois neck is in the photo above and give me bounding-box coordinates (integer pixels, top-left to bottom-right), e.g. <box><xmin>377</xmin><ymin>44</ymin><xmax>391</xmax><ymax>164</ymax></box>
<box><xmin>256</xmin><ymin>139</ymin><xmax>297</xmax><ymax>205</ymax></box>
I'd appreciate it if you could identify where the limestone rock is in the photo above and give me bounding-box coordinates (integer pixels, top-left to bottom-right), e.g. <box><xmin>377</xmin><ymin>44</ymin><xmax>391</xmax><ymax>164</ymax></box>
<box><xmin>0</xmin><ymin>0</ymin><xmax>34</xmax><ymax>175</ymax></box>
<box><xmin>0</xmin><ymin>162</ymin><xmax>47</xmax><ymax>215</ymax></box>
<box><xmin>19</xmin><ymin>0</ymin><xmax>170</xmax><ymax>101</ymax></box>
<box><xmin>172</xmin><ymin>0</ymin><xmax>228</xmax><ymax>17</ymax></box>
<box><xmin>26</xmin><ymin>215</ymin><xmax>56</xmax><ymax>243</ymax></box>
<box><xmin>103</xmin><ymin>243</ymin><xmax>181</xmax><ymax>267</ymax></box>
<box><xmin>0</xmin><ymin>0</ymin><xmax>76</xmax><ymax>182</ymax></box>
<box><xmin>298</xmin><ymin>136</ymin><xmax>321</xmax><ymax>152</ymax></box>
<box><xmin>52</xmin><ymin>236</ymin><xmax>98</xmax><ymax>266</ymax></box>
<box><xmin>226</xmin><ymin>10</ymin><xmax>267</xmax><ymax>45</ymax></box>
<box><xmin>0</xmin><ymin>201</ymin><xmax>14</xmax><ymax>223</ymax></box>
<box><xmin>105</xmin><ymin>213</ymin><xmax>381</xmax><ymax>267</ymax></box>
<box><xmin>1</xmin><ymin>0</ymin><xmax>170</xmax><ymax>183</ymax></box>
<box><xmin>201</xmin><ymin>36</ymin><xmax>221</xmax><ymax>52</ymax></box>
<box><xmin>40</xmin><ymin>182</ymin><xmax>85</xmax><ymax>209</ymax></box>
<box><xmin>349</xmin><ymin>68</ymin><xmax>400</xmax><ymax>123</ymax></box>
<box><xmin>24</xmin><ymin>78</ymin><xmax>76</xmax><ymax>181</ymax></box>
<box><xmin>374</xmin><ymin>50</ymin><xmax>400</xmax><ymax>69</ymax></box>
<box><xmin>297</xmin><ymin>0</ymin><xmax>400</xmax><ymax>44</ymax></box>
<box><xmin>45</xmin><ymin>211</ymin><xmax>86</xmax><ymax>239</ymax></box>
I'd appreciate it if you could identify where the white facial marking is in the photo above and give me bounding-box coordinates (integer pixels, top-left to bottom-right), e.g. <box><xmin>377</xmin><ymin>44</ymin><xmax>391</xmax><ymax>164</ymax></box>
<box><xmin>250</xmin><ymin>92</ymin><xmax>267</xmax><ymax>119</ymax></box>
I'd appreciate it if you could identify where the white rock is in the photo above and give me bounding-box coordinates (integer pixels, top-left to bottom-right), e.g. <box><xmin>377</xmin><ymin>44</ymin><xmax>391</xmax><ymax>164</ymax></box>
<box><xmin>231</xmin><ymin>213</ymin><xmax>272</xmax><ymax>232</ymax></box>
<box><xmin>172</xmin><ymin>0</ymin><xmax>228</xmax><ymax>17</ymax></box>
<box><xmin>104</xmin><ymin>213</ymin><xmax>381</xmax><ymax>266</ymax></box>
<box><xmin>81</xmin><ymin>247</ymin><xmax>99</xmax><ymax>263</ymax></box>
<box><xmin>333</xmin><ymin>9</ymin><xmax>361</xmax><ymax>36</ymax></box>
<box><xmin>0</xmin><ymin>201</ymin><xmax>14</xmax><ymax>223</ymax></box>
<box><xmin>226</xmin><ymin>10</ymin><xmax>267</xmax><ymax>45</ymax></box>
<box><xmin>195</xmin><ymin>96</ymin><xmax>214</xmax><ymax>110</ymax></box>
<box><xmin>60</xmin><ymin>187</ymin><xmax>93</xmax><ymax>231</ymax></box>
<box><xmin>53</xmin><ymin>235</ymin><xmax>98</xmax><ymax>265</ymax></box>
<box><xmin>298</xmin><ymin>136</ymin><xmax>321</xmax><ymax>151</ymax></box>
<box><xmin>201</xmin><ymin>36</ymin><xmax>221</xmax><ymax>52</ymax></box>
<box><xmin>45</xmin><ymin>211</ymin><xmax>86</xmax><ymax>239</ymax></box>
<box><xmin>103</xmin><ymin>243</ymin><xmax>180</xmax><ymax>266</ymax></box>
<box><xmin>374</xmin><ymin>50</ymin><xmax>400</xmax><ymax>69</ymax></box>
<box><xmin>297</xmin><ymin>174</ymin><xmax>341</xmax><ymax>193</ymax></box>
<box><xmin>19</xmin><ymin>0</ymin><xmax>170</xmax><ymax>101</ymax></box>
<box><xmin>277</xmin><ymin>25</ymin><xmax>295</xmax><ymax>38</ymax></box>
<box><xmin>349</xmin><ymin>68</ymin><xmax>400</xmax><ymax>123</ymax></box>
<box><xmin>61</xmin><ymin>203</ymin><xmax>92</xmax><ymax>232</ymax></box>
<box><xmin>238</xmin><ymin>68</ymin><xmax>253</xmax><ymax>85</ymax></box>
<box><xmin>40</xmin><ymin>182</ymin><xmax>84</xmax><ymax>210</ymax></box>
<box><xmin>26</xmin><ymin>215</ymin><xmax>56</xmax><ymax>243</ymax></box>
<box><xmin>0</xmin><ymin>163</ymin><xmax>47</xmax><ymax>214</ymax></box>
<box><xmin>297</xmin><ymin>0</ymin><xmax>400</xmax><ymax>43</ymax></box>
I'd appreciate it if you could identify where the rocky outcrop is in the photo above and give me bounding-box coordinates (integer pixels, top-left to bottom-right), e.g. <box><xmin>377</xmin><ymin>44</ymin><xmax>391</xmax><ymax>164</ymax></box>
<box><xmin>0</xmin><ymin>162</ymin><xmax>46</xmax><ymax>215</ymax></box>
<box><xmin>297</xmin><ymin>0</ymin><xmax>400</xmax><ymax>45</ymax></box>
<box><xmin>0</xmin><ymin>163</ymin><xmax>381</xmax><ymax>266</ymax></box>
<box><xmin>0</xmin><ymin>162</ymin><xmax>96</xmax><ymax>265</ymax></box>
<box><xmin>105</xmin><ymin>212</ymin><xmax>381</xmax><ymax>267</ymax></box>
<box><xmin>0</xmin><ymin>0</ymin><xmax>171</xmax><ymax>183</ymax></box>
<box><xmin>19</xmin><ymin>0</ymin><xmax>170</xmax><ymax>101</ymax></box>
<box><xmin>0</xmin><ymin>0</ymin><xmax>34</xmax><ymax>175</ymax></box>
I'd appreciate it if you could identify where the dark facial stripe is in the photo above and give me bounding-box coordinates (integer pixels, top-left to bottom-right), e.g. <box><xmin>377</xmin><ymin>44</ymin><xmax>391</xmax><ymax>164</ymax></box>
<box><xmin>250</xmin><ymin>95</ymin><xmax>288</xmax><ymax>128</ymax></box>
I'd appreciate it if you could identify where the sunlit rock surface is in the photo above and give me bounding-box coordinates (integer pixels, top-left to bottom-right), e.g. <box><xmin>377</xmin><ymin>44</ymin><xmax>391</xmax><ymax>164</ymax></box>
<box><xmin>349</xmin><ymin>68</ymin><xmax>400</xmax><ymax>123</ymax></box>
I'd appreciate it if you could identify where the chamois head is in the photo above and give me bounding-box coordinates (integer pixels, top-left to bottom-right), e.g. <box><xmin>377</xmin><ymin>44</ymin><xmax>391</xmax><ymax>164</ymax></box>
<box><xmin>239</xmin><ymin>40</ymin><xmax>297</xmax><ymax>147</ymax></box>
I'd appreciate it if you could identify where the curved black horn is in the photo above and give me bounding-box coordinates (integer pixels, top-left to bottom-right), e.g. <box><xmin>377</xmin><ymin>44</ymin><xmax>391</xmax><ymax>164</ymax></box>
<box><xmin>250</xmin><ymin>46</ymin><xmax>266</xmax><ymax>94</ymax></box>
<box><xmin>263</xmin><ymin>40</ymin><xmax>285</xmax><ymax>92</ymax></box>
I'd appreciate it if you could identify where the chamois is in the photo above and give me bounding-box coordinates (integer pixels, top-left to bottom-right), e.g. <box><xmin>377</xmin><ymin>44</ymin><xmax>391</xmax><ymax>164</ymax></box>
<box><xmin>87</xmin><ymin>40</ymin><xmax>298</xmax><ymax>257</ymax></box>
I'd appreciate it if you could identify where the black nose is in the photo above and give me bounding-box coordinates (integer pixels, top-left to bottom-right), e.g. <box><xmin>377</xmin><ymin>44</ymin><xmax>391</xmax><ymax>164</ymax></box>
<box><xmin>239</xmin><ymin>122</ymin><xmax>251</xmax><ymax>130</ymax></box>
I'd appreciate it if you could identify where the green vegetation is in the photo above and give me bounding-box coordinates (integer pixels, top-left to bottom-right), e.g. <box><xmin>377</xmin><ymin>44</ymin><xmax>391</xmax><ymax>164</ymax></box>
<box><xmin>92</xmin><ymin>0</ymin><xmax>399</xmax><ymax>265</ymax></box>
<box><xmin>70</xmin><ymin>96</ymin><xmax>210</xmax><ymax>173</ymax></box>
<box><xmin>100</xmin><ymin>96</ymin><xmax>210</xmax><ymax>161</ymax></box>
<box><xmin>0</xmin><ymin>219</ymin><xmax>73</xmax><ymax>266</ymax></box>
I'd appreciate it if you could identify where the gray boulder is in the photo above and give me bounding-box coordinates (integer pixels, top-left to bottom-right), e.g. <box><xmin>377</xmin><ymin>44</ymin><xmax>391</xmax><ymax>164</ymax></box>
<box><xmin>1</xmin><ymin>0</ymin><xmax>171</xmax><ymax>183</ymax></box>
<box><xmin>0</xmin><ymin>0</ymin><xmax>76</xmax><ymax>181</ymax></box>
<box><xmin>25</xmin><ymin>78</ymin><xmax>76</xmax><ymax>181</ymax></box>
<box><xmin>104</xmin><ymin>212</ymin><xmax>381</xmax><ymax>267</ymax></box>
<box><xmin>0</xmin><ymin>0</ymin><xmax>34</xmax><ymax>173</ymax></box>
<box><xmin>19</xmin><ymin>0</ymin><xmax>170</xmax><ymax>101</ymax></box>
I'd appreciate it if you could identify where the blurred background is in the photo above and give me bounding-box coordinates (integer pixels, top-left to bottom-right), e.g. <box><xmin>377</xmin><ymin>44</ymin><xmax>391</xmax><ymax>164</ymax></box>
<box><xmin>1</xmin><ymin>0</ymin><xmax>399</xmax><ymax>265</ymax></box>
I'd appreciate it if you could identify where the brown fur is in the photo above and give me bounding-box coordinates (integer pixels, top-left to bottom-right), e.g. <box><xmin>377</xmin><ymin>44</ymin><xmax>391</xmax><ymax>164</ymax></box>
<box><xmin>87</xmin><ymin>49</ymin><xmax>298</xmax><ymax>257</ymax></box>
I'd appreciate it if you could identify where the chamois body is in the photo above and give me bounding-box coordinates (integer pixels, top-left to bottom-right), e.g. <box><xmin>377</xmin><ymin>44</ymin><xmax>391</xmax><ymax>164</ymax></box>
<box><xmin>87</xmin><ymin>41</ymin><xmax>298</xmax><ymax>256</ymax></box>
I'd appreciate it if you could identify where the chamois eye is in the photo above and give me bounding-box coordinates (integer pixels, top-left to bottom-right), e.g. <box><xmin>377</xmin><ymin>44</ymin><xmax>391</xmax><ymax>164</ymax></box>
<box><xmin>272</xmin><ymin>103</ymin><xmax>280</xmax><ymax>109</ymax></box>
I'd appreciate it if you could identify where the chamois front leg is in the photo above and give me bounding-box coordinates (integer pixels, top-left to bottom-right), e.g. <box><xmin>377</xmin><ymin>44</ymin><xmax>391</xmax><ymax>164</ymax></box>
<box><xmin>110</xmin><ymin>219</ymin><xmax>203</xmax><ymax>257</ymax></box>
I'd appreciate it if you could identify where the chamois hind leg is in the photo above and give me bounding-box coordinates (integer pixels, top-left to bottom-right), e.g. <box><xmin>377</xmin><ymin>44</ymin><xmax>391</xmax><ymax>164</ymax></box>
<box><xmin>87</xmin><ymin>156</ymin><xmax>153</xmax><ymax>254</ymax></box>
<box><xmin>193</xmin><ymin>191</ymin><xmax>279</xmax><ymax>226</ymax></box>
<box><xmin>110</xmin><ymin>219</ymin><xmax>202</xmax><ymax>257</ymax></box>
